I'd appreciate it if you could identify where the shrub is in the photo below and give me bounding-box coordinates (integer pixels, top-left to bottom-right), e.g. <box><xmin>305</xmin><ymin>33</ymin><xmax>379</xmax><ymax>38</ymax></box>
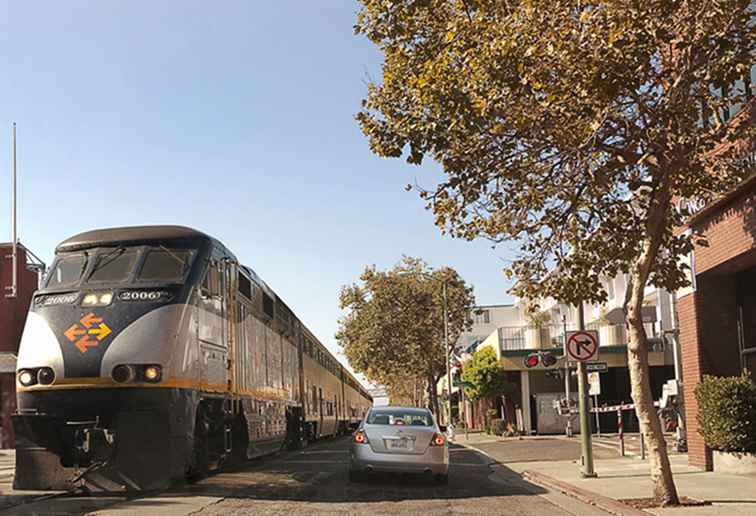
<box><xmin>694</xmin><ymin>375</ymin><xmax>756</xmax><ymax>453</ymax></box>
<box><xmin>504</xmin><ymin>422</ymin><xmax>521</xmax><ymax>437</ymax></box>
<box><xmin>490</xmin><ymin>418</ymin><xmax>506</xmax><ymax>436</ymax></box>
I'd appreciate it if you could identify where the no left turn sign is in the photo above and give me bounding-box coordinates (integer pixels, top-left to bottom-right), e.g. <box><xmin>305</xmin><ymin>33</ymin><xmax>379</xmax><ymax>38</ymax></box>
<box><xmin>565</xmin><ymin>330</ymin><xmax>599</xmax><ymax>362</ymax></box>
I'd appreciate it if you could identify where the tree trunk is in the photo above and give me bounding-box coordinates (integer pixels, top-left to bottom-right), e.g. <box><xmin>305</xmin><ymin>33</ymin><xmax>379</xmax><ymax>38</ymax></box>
<box><xmin>625</xmin><ymin>181</ymin><xmax>680</xmax><ymax>505</ymax></box>
<box><xmin>427</xmin><ymin>373</ymin><xmax>440</xmax><ymax>416</ymax></box>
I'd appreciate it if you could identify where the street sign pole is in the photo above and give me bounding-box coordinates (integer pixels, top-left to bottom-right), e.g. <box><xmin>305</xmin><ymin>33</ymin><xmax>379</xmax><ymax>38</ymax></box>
<box><xmin>576</xmin><ymin>302</ymin><xmax>597</xmax><ymax>478</ymax></box>
<box><xmin>562</xmin><ymin>315</ymin><xmax>572</xmax><ymax>438</ymax></box>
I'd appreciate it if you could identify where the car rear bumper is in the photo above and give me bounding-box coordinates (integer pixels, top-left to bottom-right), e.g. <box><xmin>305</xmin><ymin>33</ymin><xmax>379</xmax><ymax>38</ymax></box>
<box><xmin>350</xmin><ymin>443</ymin><xmax>449</xmax><ymax>475</ymax></box>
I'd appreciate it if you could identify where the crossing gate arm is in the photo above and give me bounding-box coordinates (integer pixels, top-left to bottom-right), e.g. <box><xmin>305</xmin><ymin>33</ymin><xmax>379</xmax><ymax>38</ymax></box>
<box><xmin>591</xmin><ymin>401</ymin><xmax>660</xmax><ymax>413</ymax></box>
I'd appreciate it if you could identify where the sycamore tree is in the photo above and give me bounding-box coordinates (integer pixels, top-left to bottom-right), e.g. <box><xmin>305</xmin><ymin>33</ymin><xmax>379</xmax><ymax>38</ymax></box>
<box><xmin>337</xmin><ymin>257</ymin><xmax>475</xmax><ymax>415</ymax></box>
<box><xmin>384</xmin><ymin>373</ymin><xmax>426</xmax><ymax>406</ymax></box>
<box><xmin>355</xmin><ymin>0</ymin><xmax>754</xmax><ymax>505</ymax></box>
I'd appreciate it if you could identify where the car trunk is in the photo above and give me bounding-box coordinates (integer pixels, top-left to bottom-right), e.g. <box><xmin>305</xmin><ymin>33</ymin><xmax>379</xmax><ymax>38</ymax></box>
<box><xmin>364</xmin><ymin>424</ymin><xmax>435</xmax><ymax>455</ymax></box>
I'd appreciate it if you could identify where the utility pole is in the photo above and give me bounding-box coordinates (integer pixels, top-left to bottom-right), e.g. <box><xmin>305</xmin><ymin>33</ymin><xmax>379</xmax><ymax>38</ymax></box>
<box><xmin>5</xmin><ymin>123</ymin><xmax>18</xmax><ymax>299</ymax></box>
<box><xmin>576</xmin><ymin>302</ymin><xmax>596</xmax><ymax>477</ymax></box>
<box><xmin>443</xmin><ymin>280</ymin><xmax>452</xmax><ymax>426</ymax></box>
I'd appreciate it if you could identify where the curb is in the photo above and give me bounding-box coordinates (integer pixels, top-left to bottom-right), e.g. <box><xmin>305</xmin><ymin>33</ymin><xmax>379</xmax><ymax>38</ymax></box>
<box><xmin>522</xmin><ymin>470</ymin><xmax>649</xmax><ymax>516</ymax></box>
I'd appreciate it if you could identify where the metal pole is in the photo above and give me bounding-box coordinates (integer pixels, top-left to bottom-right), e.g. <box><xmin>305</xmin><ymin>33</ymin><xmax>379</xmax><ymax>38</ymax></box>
<box><xmin>443</xmin><ymin>280</ymin><xmax>451</xmax><ymax>426</ymax></box>
<box><xmin>594</xmin><ymin>394</ymin><xmax>601</xmax><ymax>437</ymax></box>
<box><xmin>618</xmin><ymin>409</ymin><xmax>625</xmax><ymax>456</ymax></box>
<box><xmin>668</xmin><ymin>293</ymin><xmax>687</xmax><ymax>451</ymax></box>
<box><xmin>577</xmin><ymin>302</ymin><xmax>596</xmax><ymax>477</ymax></box>
<box><xmin>563</xmin><ymin>315</ymin><xmax>573</xmax><ymax>437</ymax></box>
<box><xmin>8</xmin><ymin>123</ymin><xmax>17</xmax><ymax>299</ymax></box>
<box><xmin>461</xmin><ymin>380</ymin><xmax>469</xmax><ymax>440</ymax></box>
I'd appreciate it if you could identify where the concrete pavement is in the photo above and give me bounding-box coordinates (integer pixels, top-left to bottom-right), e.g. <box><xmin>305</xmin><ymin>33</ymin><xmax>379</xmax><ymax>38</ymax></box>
<box><xmin>0</xmin><ymin>450</ymin><xmax>64</xmax><ymax>511</ymax></box>
<box><xmin>456</xmin><ymin>434</ymin><xmax>756</xmax><ymax>515</ymax></box>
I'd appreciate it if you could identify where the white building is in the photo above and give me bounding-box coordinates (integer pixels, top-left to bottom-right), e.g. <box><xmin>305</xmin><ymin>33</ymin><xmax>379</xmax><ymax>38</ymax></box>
<box><xmin>443</xmin><ymin>278</ymin><xmax>677</xmax><ymax>435</ymax></box>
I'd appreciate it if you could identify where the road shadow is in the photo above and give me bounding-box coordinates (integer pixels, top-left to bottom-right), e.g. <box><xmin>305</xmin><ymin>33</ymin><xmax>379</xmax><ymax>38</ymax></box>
<box><xmin>163</xmin><ymin>441</ymin><xmax>548</xmax><ymax>504</ymax></box>
<box><xmin>0</xmin><ymin>440</ymin><xmax>550</xmax><ymax>513</ymax></box>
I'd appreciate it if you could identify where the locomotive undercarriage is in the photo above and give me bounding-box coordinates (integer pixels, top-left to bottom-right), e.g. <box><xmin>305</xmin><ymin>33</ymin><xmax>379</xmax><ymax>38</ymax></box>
<box><xmin>13</xmin><ymin>389</ymin><xmax>302</xmax><ymax>491</ymax></box>
<box><xmin>13</xmin><ymin>388</ymin><xmax>198</xmax><ymax>491</ymax></box>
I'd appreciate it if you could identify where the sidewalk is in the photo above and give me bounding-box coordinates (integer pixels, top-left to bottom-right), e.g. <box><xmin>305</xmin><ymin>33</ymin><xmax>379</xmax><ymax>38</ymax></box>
<box><xmin>499</xmin><ymin>451</ymin><xmax>754</xmax><ymax>515</ymax></box>
<box><xmin>451</xmin><ymin>431</ymin><xmax>561</xmax><ymax>445</ymax></box>
<box><xmin>455</xmin><ymin>430</ymin><xmax>679</xmax><ymax>458</ymax></box>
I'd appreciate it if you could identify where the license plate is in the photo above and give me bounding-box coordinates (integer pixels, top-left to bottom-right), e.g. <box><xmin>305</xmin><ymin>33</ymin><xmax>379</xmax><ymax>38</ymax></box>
<box><xmin>386</xmin><ymin>438</ymin><xmax>412</xmax><ymax>451</ymax></box>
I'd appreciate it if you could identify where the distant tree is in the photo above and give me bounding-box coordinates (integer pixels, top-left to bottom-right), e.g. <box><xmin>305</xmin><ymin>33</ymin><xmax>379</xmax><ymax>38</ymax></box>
<box><xmin>462</xmin><ymin>347</ymin><xmax>511</xmax><ymax>401</ymax></box>
<box><xmin>355</xmin><ymin>0</ymin><xmax>754</xmax><ymax>504</ymax></box>
<box><xmin>337</xmin><ymin>257</ymin><xmax>475</xmax><ymax>415</ymax></box>
<box><xmin>385</xmin><ymin>374</ymin><xmax>426</xmax><ymax>407</ymax></box>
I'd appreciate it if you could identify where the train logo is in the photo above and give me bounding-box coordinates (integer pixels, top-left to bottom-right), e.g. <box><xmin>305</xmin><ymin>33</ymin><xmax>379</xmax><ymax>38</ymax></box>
<box><xmin>63</xmin><ymin>312</ymin><xmax>112</xmax><ymax>353</ymax></box>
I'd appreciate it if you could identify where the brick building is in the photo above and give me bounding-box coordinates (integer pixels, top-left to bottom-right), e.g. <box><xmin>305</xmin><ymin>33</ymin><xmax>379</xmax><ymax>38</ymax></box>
<box><xmin>0</xmin><ymin>243</ymin><xmax>42</xmax><ymax>448</ymax></box>
<box><xmin>677</xmin><ymin>100</ymin><xmax>756</xmax><ymax>470</ymax></box>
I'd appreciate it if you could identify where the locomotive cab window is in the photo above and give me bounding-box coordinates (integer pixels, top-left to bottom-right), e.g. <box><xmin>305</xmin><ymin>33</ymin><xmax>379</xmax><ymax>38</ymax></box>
<box><xmin>138</xmin><ymin>248</ymin><xmax>193</xmax><ymax>282</ymax></box>
<box><xmin>201</xmin><ymin>262</ymin><xmax>222</xmax><ymax>297</ymax></box>
<box><xmin>262</xmin><ymin>292</ymin><xmax>274</xmax><ymax>318</ymax></box>
<box><xmin>46</xmin><ymin>253</ymin><xmax>89</xmax><ymax>288</ymax></box>
<box><xmin>88</xmin><ymin>248</ymin><xmax>139</xmax><ymax>283</ymax></box>
<box><xmin>238</xmin><ymin>272</ymin><xmax>252</xmax><ymax>300</ymax></box>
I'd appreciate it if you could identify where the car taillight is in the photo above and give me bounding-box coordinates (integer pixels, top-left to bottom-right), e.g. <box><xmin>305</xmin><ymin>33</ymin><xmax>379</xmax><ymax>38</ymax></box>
<box><xmin>354</xmin><ymin>430</ymin><xmax>368</xmax><ymax>444</ymax></box>
<box><xmin>431</xmin><ymin>433</ymin><xmax>446</xmax><ymax>446</ymax></box>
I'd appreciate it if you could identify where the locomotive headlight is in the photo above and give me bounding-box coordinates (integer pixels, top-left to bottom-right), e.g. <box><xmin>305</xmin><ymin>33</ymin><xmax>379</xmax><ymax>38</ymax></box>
<box><xmin>18</xmin><ymin>370</ymin><xmax>37</xmax><ymax>387</ymax></box>
<box><xmin>143</xmin><ymin>365</ymin><xmax>162</xmax><ymax>383</ymax></box>
<box><xmin>37</xmin><ymin>367</ymin><xmax>55</xmax><ymax>385</ymax></box>
<box><xmin>82</xmin><ymin>291</ymin><xmax>114</xmax><ymax>307</ymax></box>
<box><xmin>112</xmin><ymin>365</ymin><xmax>136</xmax><ymax>383</ymax></box>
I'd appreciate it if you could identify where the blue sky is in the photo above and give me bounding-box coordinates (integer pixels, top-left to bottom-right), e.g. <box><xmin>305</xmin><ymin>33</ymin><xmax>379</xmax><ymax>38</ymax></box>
<box><xmin>0</xmin><ymin>1</ymin><xmax>516</xmax><ymax>382</ymax></box>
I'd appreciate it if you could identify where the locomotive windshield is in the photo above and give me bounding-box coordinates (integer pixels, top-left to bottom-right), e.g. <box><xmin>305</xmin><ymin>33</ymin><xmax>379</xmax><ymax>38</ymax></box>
<box><xmin>45</xmin><ymin>253</ymin><xmax>89</xmax><ymax>288</ymax></box>
<box><xmin>89</xmin><ymin>248</ymin><xmax>139</xmax><ymax>282</ymax></box>
<box><xmin>138</xmin><ymin>248</ymin><xmax>193</xmax><ymax>281</ymax></box>
<box><xmin>44</xmin><ymin>245</ymin><xmax>195</xmax><ymax>288</ymax></box>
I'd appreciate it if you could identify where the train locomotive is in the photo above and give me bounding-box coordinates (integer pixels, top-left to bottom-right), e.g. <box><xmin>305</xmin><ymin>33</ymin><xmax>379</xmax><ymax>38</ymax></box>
<box><xmin>13</xmin><ymin>226</ymin><xmax>371</xmax><ymax>490</ymax></box>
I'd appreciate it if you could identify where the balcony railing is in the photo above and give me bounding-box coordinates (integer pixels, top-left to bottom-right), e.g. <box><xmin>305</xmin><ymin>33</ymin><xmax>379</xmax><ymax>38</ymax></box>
<box><xmin>497</xmin><ymin>322</ymin><xmax>665</xmax><ymax>352</ymax></box>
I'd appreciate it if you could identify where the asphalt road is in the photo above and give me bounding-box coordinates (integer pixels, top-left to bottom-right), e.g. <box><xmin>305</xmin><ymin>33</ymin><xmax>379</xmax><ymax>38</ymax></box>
<box><xmin>474</xmin><ymin>436</ymin><xmax>620</xmax><ymax>464</ymax></box>
<box><xmin>0</xmin><ymin>436</ymin><xmax>607</xmax><ymax>515</ymax></box>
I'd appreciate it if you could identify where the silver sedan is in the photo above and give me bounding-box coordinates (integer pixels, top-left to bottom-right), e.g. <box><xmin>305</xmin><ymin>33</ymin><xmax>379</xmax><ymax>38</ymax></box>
<box><xmin>349</xmin><ymin>406</ymin><xmax>449</xmax><ymax>484</ymax></box>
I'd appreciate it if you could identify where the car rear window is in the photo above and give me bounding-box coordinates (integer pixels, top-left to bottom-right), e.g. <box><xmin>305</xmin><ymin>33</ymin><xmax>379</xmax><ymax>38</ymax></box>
<box><xmin>367</xmin><ymin>410</ymin><xmax>433</xmax><ymax>426</ymax></box>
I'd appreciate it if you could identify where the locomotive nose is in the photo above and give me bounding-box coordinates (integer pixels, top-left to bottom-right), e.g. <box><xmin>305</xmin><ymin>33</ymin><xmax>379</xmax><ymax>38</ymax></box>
<box><xmin>15</xmin><ymin>312</ymin><xmax>64</xmax><ymax>388</ymax></box>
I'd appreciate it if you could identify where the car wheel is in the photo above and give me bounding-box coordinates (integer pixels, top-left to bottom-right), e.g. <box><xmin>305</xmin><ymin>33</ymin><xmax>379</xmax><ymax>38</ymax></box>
<box><xmin>434</xmin><ymin>473</ymin><xmax>448</xmax><ymax>485</ymax></box>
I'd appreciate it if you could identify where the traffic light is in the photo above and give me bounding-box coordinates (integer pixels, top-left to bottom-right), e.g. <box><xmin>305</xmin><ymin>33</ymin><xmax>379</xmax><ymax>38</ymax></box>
<box><xmin>524</xmin><ymin>353</ymin><xmax>540</xmax><ymax>368</ymax></box>
<box><xmin>524</xmin><ymin>351</ymin><xmax>558</xmax><ymax>368</ymax></box>
<box><xmin>541</xmin><ymin>351</ymin><xmax>557</xmax><ymax>367</ymax></box>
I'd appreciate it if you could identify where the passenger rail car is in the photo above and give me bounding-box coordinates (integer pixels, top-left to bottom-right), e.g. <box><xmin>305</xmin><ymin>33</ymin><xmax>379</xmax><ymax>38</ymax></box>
<box><xmin>13</xmin><ymin>226</ymin><xmax>371</xmax><ymax>491</ymax></box>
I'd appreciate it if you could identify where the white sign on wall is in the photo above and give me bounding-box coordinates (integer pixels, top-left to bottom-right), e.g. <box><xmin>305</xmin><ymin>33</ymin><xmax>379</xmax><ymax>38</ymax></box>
<box><xmin>588</xmin><ymin>372</ymin><xmax>601</xmax><ymax>396</ymax></box>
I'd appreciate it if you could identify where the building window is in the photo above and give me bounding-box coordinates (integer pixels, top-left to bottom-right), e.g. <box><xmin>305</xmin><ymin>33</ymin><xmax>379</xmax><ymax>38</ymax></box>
<box><xmin>473</xmin><ymin>309</ymin><xmax>490</xmax><ymax>324</ymax></box>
